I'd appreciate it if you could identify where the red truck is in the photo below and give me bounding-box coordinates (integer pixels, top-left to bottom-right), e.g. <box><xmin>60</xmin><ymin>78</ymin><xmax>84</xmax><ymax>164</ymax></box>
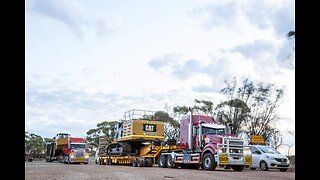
<box><xmin>46</xmin><ymin>133</ymin><xmax>89</xmax><ymax>164</ymax></box>
<box><xmin>158</xmin><ymin>108</ymin><xmax>252</xmax><ymax>171</ymax></box>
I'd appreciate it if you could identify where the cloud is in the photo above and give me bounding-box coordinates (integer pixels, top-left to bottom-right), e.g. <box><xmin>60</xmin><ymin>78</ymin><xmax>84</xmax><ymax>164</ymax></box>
<box><xmin>27</xmin><ymin>0</ymin><xmax>122</xmax><ymax>37</ymax></box>
<box><xmin>232</xmin><ymin>40</ymin><xmax>275</xmax><ymax>59</ymax></box>
<box><xmin>192</xmin><ymin>85</ymin><xmax>217</xmax><ymax>93</ymax></box>
<box><xmin>29</xmin><ymin>0</ymin><xmax>85</xmax><ymax>36</ymax></box>
<box><xmin>148</xmin><ymin>54</ymin><xmax>180</xmax><ymax>70</ymax></box>
<box><xmin>189</xmin><ymin>0</ymin><xmax>294</xmax><ymax>36</ymax></box>
<box><xmin>190</xmin><ymin>2</ymin><xmax>239</xmax><ymax>29</ymax></box>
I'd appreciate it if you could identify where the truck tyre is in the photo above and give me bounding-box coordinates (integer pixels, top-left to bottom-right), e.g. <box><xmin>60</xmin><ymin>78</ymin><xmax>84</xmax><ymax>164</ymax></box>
<box><xmin>260</xmin><ymin>161</ymin><xmax>269</xmax><ymax>171</ymax></box>
<box><xmin>202</xmin><ymin>153</ymin><xmax>216</xmax><ymax>171</ymax></box>
<box><xmin>137</xmin><ymin>158</ymin><xmax>145</xmax><ymax>167</ymax></box>
<box><xmin>279</xmin><ymin>168</ymin><xmax>288</xmax><ymax>172</ymax></box>
<box><xmin>146</xmin><ymin>158</ymin><xmax>153</xmax><ymax>167</ymax></box>
<box><xmin>132</xmin><ymin>159</ymin><xmax>138</xmax><ymax>167</ymax></box>
<box><xmin>166</xmin><ymin>155</ymin><xmax>176</xmax><ymax>168</ymax></box>
<box><xmin>232</xmin><ymin>165</ymin><xmax>244</xmax><ymax>171</ymax></box>
<box><xmin>158</xmin><ymin>155</ymin><xmax>167</xmax><ymax>168</ymax></box>
<box><xmin>107</xmin><ymin>158</ymin><xmax>112</xmax><ymax>165</ymax></box>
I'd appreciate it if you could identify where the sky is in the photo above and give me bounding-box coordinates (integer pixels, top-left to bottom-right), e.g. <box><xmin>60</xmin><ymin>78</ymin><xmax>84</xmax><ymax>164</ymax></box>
<box><xmin>26</xmin><ymin>0</ymin><xmax>295</xmax><ymax>154</ymax></box>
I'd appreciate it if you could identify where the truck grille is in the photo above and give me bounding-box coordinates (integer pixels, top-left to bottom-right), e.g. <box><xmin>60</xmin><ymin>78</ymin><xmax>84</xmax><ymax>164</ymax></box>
<box><xmin>74</xmin><ymin>149</ymin><xmax>85</xmax><ymax>157</ymax></box>
<box><xmin>275</xmin><ymin>158</ymin><xmax>287</xmax><ymax>163</ymax></box>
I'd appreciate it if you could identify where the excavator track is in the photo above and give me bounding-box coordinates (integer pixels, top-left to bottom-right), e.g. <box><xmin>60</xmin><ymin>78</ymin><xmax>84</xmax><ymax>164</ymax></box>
<box><xmin>107</xmin><ymin>143</ymin><xmax>132</xmax><ymax>156</ymax></box>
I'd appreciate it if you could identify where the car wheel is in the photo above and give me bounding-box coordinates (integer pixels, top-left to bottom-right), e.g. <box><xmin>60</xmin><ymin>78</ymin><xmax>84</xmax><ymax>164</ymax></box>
<box><xmin>260</xmin><ymin>161</ymin><xmax>269</xmax><ymax>171</ymax></box>
<box><xmin>280</xmin><ymin>168</ymin><xmax>288</xmax><ymax>172</ymax></box>
<box><xmin>250</xmin><ymin>167</ymin><xmax>256</xmax><ymax>170</ymax></box>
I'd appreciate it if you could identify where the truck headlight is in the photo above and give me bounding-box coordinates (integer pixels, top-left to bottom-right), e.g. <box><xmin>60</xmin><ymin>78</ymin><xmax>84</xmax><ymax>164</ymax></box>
<box><xmin>70</xmin><ymin>154</ymin><xmax>75</xmax><ymax>159</ymax></box>
<box><xmin>85</xmin><ymin>154</ymin><xmax>90</xmax><ymax>159</ymax></box>
<box><xmin>244</xmin><ymin>148</ymin><xmax>251</xmax><ymax>155</ymax></box>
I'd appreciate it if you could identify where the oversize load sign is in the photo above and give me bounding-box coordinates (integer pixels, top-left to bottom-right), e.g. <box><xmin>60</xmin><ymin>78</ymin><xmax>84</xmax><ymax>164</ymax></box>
<box><xmin>251</xmin><ymin>135</ymin><xmax>265</xmax><ymax>144</ymax></box>
<box><xmin>143</xmin><ymin>124</ymin><xmax>156</xmax><ymax>132</ymax></box>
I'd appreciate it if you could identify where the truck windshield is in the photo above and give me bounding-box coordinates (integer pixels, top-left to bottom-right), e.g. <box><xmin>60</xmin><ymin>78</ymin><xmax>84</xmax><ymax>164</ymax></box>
<box><xmin>71</xmin><ymin>144</ymin><xmax>86</xmax><ymax>149</ymax></box>
<box><xmin>202</xmin><ymin>127</ymin><xmax>226</xmax><ymax>135</ymax></box>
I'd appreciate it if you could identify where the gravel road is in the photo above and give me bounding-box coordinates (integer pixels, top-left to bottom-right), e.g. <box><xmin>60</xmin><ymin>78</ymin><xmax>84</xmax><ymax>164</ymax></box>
<box><xmin>25</xmin><ymin>160</ymin><xmax>295</xmax><ymax>180</ymax></box>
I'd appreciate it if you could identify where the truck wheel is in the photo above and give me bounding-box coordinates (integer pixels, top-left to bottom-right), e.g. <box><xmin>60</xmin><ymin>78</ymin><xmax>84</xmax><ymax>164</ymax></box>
<box><xmin>250</xmin><ymin>167</ymin><xmax>256</xmax><ymax>170</ymax></box>
<box><xmin>202</xmin><ymin>153</ymin><xmax>216</xmax><ymax>171</ymax></box>
<box><xmin>146</xmin><ymin>158</ymin><xmax>153</xmax><ymax>167</ymax></box>
<box><xmin>260</xmin><ymin>161</ymin><xmax>269</xmax><ymax>171</ymax></box>
<box><xmin>158</xmin><ymin>155</ymin><xmax>167</xmax><ymax>168</ymax></box>
<box><xmin>137</xmin><ymin>159</ymin><xmax>145</xmax><ymax>167</ymax></box>
<box><xmin>132</xmin><ymin>159</ymin><xmax>138</xmax><ymax>167</ymax></box>
<box><xmin>166</xmin><ymin>155</ymin><xmax>176</xmax><ymax>168</ymax></box>
<box><xmin>232</xmin><ymin>165</ymin><xmax>244</xmax><ymax>171</ymax></box>
<box><xmin>279</xmin><ymin>168</ymin><xmax>288</xmax><ymax>172</ymax></box>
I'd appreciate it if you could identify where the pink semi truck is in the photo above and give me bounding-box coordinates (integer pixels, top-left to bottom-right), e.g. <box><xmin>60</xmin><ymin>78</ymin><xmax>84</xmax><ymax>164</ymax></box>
<box><xmin>158</xmin><ymin>108</ymin><xmax>252</xmax><ymax>171</ymax></box>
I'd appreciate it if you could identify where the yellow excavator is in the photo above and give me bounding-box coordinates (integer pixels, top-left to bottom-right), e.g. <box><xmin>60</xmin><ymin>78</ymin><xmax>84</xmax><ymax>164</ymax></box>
<box><xmin>98</xmin><ymin>109</ymin><xmax>180</xmax><ymax>167</ymax></box>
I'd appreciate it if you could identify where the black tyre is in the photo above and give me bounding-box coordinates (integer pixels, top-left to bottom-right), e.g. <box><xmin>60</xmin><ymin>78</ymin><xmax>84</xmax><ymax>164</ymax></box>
<box><xmin>202</xmin><ymin>153</ymin><xmax>216</xmax><ymax>171</ymax></box>
<box><xmin>159</xmin><ymin>155</ymin><xmax>167</xmax><ymax>168</ymax></box>
<box><xmin>166</xmin><ymin>155</ymin><xmax>176</xmax><ymax>168</ymax></box>
<box><xmin>232</xmin><ymin>165</ymin><xmax>244</xmax><ymax>171</ymax></box>
<box><xmin>279</xmin><ymin>168</ymin><xmax>288</xmax><ymax>172</ymax></box>
<box><xmin>132</xmin><ymin>159</ymin><xmax>138</xmax><ymax>167</ymax></box>
<box><xmin>137</xmin><ymin>159</ymin><xmax>145</xmax><ymax>167</ymax></box>
<box><xmin>146</xmin><ymin>158</ymin><xmax>153</xmax><ymax>167</ymax></box>
<box><xmin>260</xmin><ymin>161</ymin><xmax>269</xmax><ymax>171</ymax></box>
<box><xmin>250</xmin><ymin>167</ymin><xmax>256</xmax><ymax>170</ymax></box>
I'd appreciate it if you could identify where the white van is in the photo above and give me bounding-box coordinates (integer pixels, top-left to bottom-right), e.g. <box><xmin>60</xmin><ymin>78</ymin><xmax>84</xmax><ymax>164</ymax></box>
<box><xmin>250</xmin><ymin>145</ymin><xmax>290</xmax><ymax>172</ymax></box>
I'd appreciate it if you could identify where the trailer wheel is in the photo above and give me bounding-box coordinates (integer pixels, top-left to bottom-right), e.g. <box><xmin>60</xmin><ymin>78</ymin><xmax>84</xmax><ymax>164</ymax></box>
<box><xmin>158</xmin><ymin>155</ymin><xmax>167</xmax><ymax>168</ymax></box>
<box><xmin>137</xmin><ymin>158</ymin><xmax>145</xmax><ymax>167</ymax></box>
<box><xmin>146</xmin><ymin>158</ymin><xmax>153</xmax><ymax>167</ymax></box>
<box><xmin>232</xmin><ymin>165</ymin><xmax>244</xmax><ymax>171</ymax></box>
<box><xmin>107</xmin><ymin>158</ymin><xmax>112</xmax><ymax>165</ymax></box>
<box><xmin>166</xmin><ymin>155</ymin><xmax>176</xmax><ymax>168</ymax></box>
<box><xmin>202</xmin><ymin>153</ymin><xmax>216</xmax><ymax>171</ymax></box>
<box><xmin>132</xmin><ymin>159</ymin><xmax>138</xmax><ymax>167</ymax></box>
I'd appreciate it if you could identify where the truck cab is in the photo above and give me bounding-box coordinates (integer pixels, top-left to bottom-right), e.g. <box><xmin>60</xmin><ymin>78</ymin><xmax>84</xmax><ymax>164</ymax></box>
<box><xmin>159</xmin><ymin>111</ymin><xmax>252</xmax><ymax>171</ymax></box>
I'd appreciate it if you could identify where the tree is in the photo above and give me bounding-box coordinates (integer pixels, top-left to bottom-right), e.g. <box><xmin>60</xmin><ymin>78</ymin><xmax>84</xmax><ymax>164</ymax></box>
<box><xmin>154</xmin><ymin>110</ymin><xmax>179</xmax><ymax>140</ymax></box>
<box><xmin>216</xmin><ymin>78</ymin><xmax>252</xmax><ymax>134</ymax></box>
<box><xmin>269</xmin><ymin>130</ymin><xmax>283</xmax><ymax>150</ymax></box>
<box><xmin>173</xmin><ymin>99</ymin><xmax>215</xmax><ymax>116</ymax></box>
<box><xmin>86</xmin><ymin>121</ymin><xmax>116</xmax><ymax>150</ymax></box>
<box><xmin>217</xmin><ymin>78</ymin><xmax>284</xmax><ymax>146</ymax></box>
<box><xmin>25</xmin><ymin>133</ymin><xmax>46</xmax><ymax>158</ymax></box>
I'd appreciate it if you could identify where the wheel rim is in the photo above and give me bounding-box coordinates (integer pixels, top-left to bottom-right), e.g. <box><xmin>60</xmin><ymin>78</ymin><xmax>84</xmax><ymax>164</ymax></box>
<box><xmin>261</xmin><ymin>162</ymin><xmax>266</xmax><ymax>170</ymax></box>
<box><xmin>167</xmin><ymin>158</ymin><xmax>172</xmax><ymax>166</ymax></box>
<box><xmin>204</xmin><ymin>157</ymin><xmax>211</xmax><ymax>168</ymax></box>
<box><xmin>160</xmin><ymin>157</ymin><xmax>165</xmax><ymax>166</ymax></box>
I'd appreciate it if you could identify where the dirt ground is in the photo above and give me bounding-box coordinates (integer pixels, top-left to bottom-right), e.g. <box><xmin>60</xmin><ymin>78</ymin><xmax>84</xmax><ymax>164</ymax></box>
<box><xmin>25</xmin><ymin>160</ymin><xmax>295</xmax><ymax>180</ymax></box>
